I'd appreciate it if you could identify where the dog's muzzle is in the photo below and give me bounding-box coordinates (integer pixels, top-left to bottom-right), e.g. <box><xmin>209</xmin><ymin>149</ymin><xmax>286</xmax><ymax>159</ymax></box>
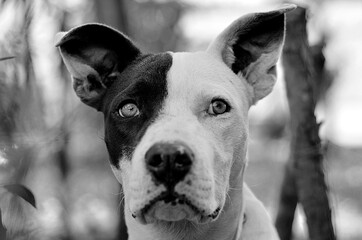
<box><xmin>130</xmin><ymin>141</ymin><xmax>220</xmax><ymax>224</ymax></box>
<box><xmin>136</xmin><ymin>142</ymin><xmax>198</xmax><ymax>222</ymax></box>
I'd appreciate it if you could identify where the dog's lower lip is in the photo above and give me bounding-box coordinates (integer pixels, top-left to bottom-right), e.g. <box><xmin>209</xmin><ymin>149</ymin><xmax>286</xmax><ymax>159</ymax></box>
<box><xmin>141</xmin><ymin>191</ymin><xmax>197</xmax><ymax>217</ymax></box>
<box><xmin>141</xmin><ymin>191</ymin><xmax>188</xmax><ymax>216</ymax></box>
<box><xmin>208</xmin><ymin>207</ymin><xmax>221</xmax><ymax>219</ymax></box>
<box><xmin>139</xmin><ymin>192</ymin><xmax>220</xmax><ymax>223</ymax></box>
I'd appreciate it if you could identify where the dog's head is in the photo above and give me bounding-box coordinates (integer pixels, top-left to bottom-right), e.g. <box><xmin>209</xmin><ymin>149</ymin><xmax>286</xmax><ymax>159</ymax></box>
<box><xmin>56</xmin><ymin>5</ymin><xmax>294</xmax><ymax>225</ymax></box>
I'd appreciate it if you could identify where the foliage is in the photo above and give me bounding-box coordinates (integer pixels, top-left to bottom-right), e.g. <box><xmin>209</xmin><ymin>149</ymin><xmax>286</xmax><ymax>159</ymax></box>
<box><xmin>0</xmin><ymin>184</ymin><xmax>37</xmax><ymax>240</ymax></box>
<box><xmin>0</xmin><ymin>57</ymin><xmax>14</xmax><ymax>61</ymax></box>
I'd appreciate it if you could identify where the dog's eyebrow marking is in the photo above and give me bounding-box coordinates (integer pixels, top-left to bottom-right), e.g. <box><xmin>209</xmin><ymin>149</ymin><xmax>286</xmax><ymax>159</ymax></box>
<box><xmin>103</xmin><ymin>53</ymin><xmax>173</xmax><ymax>168</ymax></box>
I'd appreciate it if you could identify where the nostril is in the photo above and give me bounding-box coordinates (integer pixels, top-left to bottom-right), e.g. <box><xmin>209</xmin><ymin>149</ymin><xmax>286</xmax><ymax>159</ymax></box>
<box><xmin>174</xmin><ymin>153</ymin><xmax>192</xmax><ymax>170</ymax></box>
<box><xmin>148</xmin><ymin>154</ymin><xmax>164</xmax><ymax>169</ymax></box>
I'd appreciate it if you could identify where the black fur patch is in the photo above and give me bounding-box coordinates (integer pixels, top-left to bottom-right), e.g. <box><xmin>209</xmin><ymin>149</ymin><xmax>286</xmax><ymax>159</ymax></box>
<box><xmin>102</xmin><ymin>53</ymin><xmax>172</xmax><ymax>167</ymax></box>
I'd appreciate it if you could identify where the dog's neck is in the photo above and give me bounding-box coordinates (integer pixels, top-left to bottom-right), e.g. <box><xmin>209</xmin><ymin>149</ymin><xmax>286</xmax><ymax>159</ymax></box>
<box><xmin>125</xmin><ymin>167</ymin><xmax>245</xmax><ymax>240</ymax></box>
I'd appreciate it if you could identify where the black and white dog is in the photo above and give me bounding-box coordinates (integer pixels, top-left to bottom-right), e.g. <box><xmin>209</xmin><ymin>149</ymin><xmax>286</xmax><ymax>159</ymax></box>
<box><xmin>56</xmin><ymin>5</ymin><xmax>295</xmax><ymax>240</ymax></box>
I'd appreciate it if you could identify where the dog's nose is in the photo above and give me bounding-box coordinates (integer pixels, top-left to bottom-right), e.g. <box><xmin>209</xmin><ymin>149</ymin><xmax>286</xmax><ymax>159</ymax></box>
<box><xmin>145</xmin><ymin>142</ymin><xmax>193</xmax><ymax>187</ymax></box>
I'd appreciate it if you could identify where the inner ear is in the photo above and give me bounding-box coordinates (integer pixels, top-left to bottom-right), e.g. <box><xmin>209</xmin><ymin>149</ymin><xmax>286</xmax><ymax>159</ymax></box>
<box><xmin>229</xmin><ymin>12</ymin><xmax>285</xmax><ymax>76</ymax></box>
<box><xmin>62</xmin><ymin>42</ymin><xmax>120</xmax><ymax>87</ymax></box>
<box><xmin>59</xmin><ymin>36</ymin><xmax>135</xmax><ymax>81</ymax></box>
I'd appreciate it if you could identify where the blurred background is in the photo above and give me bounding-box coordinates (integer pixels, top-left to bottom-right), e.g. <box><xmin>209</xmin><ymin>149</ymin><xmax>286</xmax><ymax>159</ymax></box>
<box><xmin>0</xmin><ymin>0</ymin><xmax>361</xmax><ymax>239</ymax></box>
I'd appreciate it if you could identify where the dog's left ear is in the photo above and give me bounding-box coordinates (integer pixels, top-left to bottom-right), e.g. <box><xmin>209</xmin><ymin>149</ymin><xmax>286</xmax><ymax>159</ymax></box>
<box><xmin>55</xmin><ymin>24</ymin><xmax>141</xmax><ymax>110</ymax></box>
<box><xmin>207</xmin><ymin>5</ymin><xmax>296</xmax><ymax>104</ymax></box>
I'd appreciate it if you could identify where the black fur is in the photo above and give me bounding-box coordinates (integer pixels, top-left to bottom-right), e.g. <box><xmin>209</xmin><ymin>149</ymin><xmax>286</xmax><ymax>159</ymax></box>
<box><xmin>102</xmin><ymin>53</ymin><xmax>173</xmax><ymax>167</ymax></box>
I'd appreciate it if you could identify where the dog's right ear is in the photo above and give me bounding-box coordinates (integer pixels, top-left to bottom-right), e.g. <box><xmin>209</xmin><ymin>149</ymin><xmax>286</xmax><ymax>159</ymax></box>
<box><xmin>206</xmin><ymin>5</ymin><xmax>296</xmax><ymax>104</ymax></box>
<box><xmin>56</xmin><ymin>24</ymin><xmax>141</xmax><ymax>110</ymax></box>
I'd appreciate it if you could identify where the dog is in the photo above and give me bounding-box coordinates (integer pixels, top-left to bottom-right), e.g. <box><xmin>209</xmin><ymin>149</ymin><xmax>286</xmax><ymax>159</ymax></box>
<box><xmin>56</xmin><ymin>4</ymin><xmax>295</xmax><ymax>240</ymax></box>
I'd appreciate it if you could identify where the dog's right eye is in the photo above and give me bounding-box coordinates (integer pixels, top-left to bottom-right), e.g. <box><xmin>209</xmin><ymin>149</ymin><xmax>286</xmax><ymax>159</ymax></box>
<box><xmin>118</xmin><ymin>102</ymin><xmax>140</xmax><ymax>118</ymax></box>
<box><xmin>208</xmin><ymin>99</ymin><xmax>230</xmax><ymax>116</ymax></box>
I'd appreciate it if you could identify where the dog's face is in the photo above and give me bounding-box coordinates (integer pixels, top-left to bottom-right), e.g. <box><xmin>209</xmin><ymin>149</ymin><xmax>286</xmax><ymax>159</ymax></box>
<box><xmin>104</xmin><ymin>51</ymin><xmax>251</xmax><ymax>224</ymax></box>
<box><xmin>57</xmin><ymin>6</ymin><xmax>292</xmax><ymax>225</ymax></box>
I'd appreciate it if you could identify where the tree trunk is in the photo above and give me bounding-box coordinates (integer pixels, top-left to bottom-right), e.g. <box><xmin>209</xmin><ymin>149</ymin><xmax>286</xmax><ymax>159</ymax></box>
<box><xmin>275</xmin><ymin>160</ymin><xmax>298</xmax><ymax>240</ymax></box>
<box><xmin>275</xmin><ymin>7</ymin><xmax>336</xmax><ymax>240</ymax></box>
<box><xmin>94</xmin><ymin>0</ymin><xmax>130</xmax><ymax>35</ymax></box>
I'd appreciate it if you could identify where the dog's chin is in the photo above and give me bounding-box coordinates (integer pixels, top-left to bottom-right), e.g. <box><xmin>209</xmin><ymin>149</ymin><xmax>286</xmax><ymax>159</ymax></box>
<box><xmin>134</xmin><ymin>200</ymin><xmax>221</xmax><ymax>225</ymax></box>
<box><xmin>145</xmin><ymin>201</ymin><xmax>197</xmax><ymax>223</ymax></box>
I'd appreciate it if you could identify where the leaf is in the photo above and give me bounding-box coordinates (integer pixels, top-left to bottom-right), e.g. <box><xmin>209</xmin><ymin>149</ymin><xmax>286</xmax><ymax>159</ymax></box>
<box><xmin>2</xmin><ymin>184</ymin><xmax>36</xmax><ymax>208</ymax></box>
<box><xmin>0</xmin><ymin>208</ymin><xmax>7</xmax><ymax>240</ymax></box>
<box><xmin>0</xmin><ymin>56</ymin><xmax>15</xmax><ymax>61</ymax></box>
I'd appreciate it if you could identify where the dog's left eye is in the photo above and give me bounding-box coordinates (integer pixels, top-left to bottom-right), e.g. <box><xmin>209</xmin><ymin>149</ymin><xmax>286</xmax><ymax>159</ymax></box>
<box><xmin>118</xmin><ymin>102</ymin><xmax>140</xmax><ymax>118</ymax></box>
<box><xmin>208</xmin><ymin>99</ymin><xmax>230</xmax><ymax>115</ymax></box>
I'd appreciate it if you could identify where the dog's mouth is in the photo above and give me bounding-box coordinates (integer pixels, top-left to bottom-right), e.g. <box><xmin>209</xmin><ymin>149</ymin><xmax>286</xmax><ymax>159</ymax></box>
<box><xmin>133</xmin><ymin>191</ymin><xmax>221</xmax><ymax>224</ymax></box>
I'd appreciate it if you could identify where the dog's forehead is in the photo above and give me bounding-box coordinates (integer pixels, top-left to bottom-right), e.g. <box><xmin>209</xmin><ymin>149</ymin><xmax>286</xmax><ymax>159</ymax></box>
<box><xmin>169</xmin><ymin>52</ymin><xmax>239</xmax><ymax>86</ymax></box>
<box><xmin>104</xmin><ymin>51</ymin><xmax>246</xmax><ymax>108</ymax></box>
<box><xmin>166</xmin><ymin>52</ymin><xmax>248</xmax><ymax>108</ymax></box>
